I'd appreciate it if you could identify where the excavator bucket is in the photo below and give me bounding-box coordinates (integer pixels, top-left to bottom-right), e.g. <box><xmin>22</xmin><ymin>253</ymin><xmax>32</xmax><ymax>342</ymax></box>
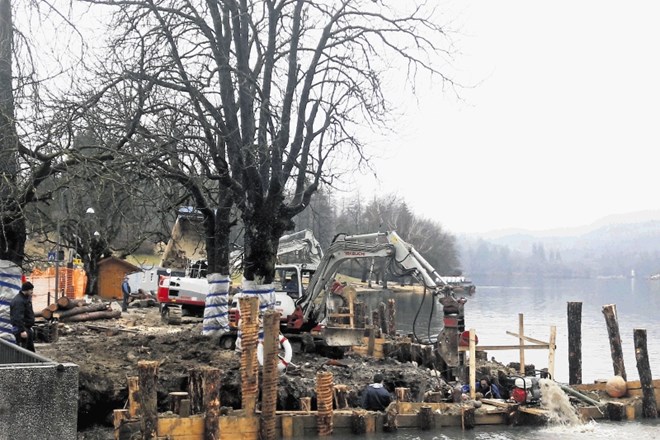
<box><xmin>322</xmin><ymin>327</ymin><xmax>365</xmax><ymax>346</ymax></box>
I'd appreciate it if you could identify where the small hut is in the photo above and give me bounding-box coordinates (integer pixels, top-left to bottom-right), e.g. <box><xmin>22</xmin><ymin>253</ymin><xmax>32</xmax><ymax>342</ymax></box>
<box><xmin>97</xmin><ymin>257</ymin><xmax>141</xmax><ymax>300</ymax></box>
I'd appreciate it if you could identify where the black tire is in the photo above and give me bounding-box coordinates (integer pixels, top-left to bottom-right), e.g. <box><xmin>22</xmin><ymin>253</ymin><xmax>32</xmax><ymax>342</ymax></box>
<box><xmin>161</xmin><ymin>305</ymin><xmax>182</xmax><ymax>325</ymax></box>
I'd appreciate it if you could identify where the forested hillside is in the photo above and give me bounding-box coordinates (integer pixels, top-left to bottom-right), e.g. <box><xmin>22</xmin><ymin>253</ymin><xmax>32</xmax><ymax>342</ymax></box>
<box><xmin>458</xmin><ymin>218</ymin><xmax>660</xmax><ymax>278</ymax></box>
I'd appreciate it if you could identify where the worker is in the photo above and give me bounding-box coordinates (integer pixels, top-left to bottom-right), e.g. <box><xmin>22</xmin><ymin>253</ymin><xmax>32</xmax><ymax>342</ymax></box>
<box><xmin>361</xmin><ymin>373</ymin><xmax>392</xmax><ymax>411</ymax></box>
<box><xmin>121</xmin><ymin>276</ymin><xmax>131</xmax><ymax>312</ymax></box>
<box><xmin>477</xmin><ymin>376</ymin><xmax>502</xmax><ymax>399</ymax></box>
<box><xmin>10</xmin><ymin>281</ymin><xmax>36</xmax><ymax>352</ymax></box>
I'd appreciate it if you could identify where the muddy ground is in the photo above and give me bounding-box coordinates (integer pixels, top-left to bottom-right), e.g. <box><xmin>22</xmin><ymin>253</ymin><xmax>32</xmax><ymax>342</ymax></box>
<box><xmin>35</xmin><ymin>300</ymin><xmax>515</xmax><ymax>440</ymax></box>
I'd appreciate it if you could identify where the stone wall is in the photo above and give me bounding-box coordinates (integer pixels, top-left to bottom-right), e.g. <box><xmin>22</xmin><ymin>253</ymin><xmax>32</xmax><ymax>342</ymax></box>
<box><xmin>0</xmin><ymin>360</ymin><xmax>79</xmax><ymax>440</ymax></box>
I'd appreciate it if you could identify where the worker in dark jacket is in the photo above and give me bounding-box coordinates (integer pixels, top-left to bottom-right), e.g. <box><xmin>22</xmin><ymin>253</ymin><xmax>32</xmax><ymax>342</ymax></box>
<box><xmin>10</xmin><ymin>281</ymin><xmax>36</xmax><ymax>352</ymax></box>
<box><xmin>121</xmin><ymin>276</ymin><xmax>131</xmax><ymax>312</ymax></box>
<box><xmin>361</xmin><ymin>373</ymin><xmax>392</xmax><ymax>411</ymax></box>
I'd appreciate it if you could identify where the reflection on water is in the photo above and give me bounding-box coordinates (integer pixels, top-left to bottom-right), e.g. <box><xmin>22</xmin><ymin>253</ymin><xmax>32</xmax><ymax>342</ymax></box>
<box><xmin>330</xmin><ymin>276</ymin><xmax>660</xmax><ymax>440</ymax></box>
<box><xmin>359</xmin><ymin>276</ymin><xmax>660</xmax><ymax>382</ymax></box>
<box><xmin>328</xmin><ymin>419</ymin><xmax>660</xmax><ymax>440</ymax></box>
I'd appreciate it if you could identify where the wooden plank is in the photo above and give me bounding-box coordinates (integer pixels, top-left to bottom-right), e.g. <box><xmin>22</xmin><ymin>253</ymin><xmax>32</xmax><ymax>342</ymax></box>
<box><xmin>480</xmin><ymin>399</ymin><xmax>512</xmax><ymax>409</ymax></box>
<box><xmin>506</xmin><ymin>331</ymin><xmax>550</xmax><ymax>346</ymax></box>
<box><xmin>519</xmin><ymin>314</ymin><xmax>525</xmax><ymax>375</ymax></box>
<box><xmin>519</xmin><ymin>407</ymin><xmax>549</xmax><ymax>416</ymax></box>
<box><xmin>157</xmin><ymin>415</ymin><xmax>205</xmax><ymax>438</ymax></box>
<box><xmin>573</xmin><ymin>379</ymin><xmax>660</xmax><ymax>392</ymax></box>
<box><xmin>396</xmin><ymin>402</ymin><xmax>452</xmax><ymax>414</ymax></box>
<box><xmin>548</xmin><ymin>325</ymin><xmax>557</xmax><ymax>379</ymax></box>
<box><xmin>219</xmin><ymin>416</ymin><xmax>259</xmax><ymax>440</ymax></box>
<box><xmin>469</xmin><ymin>328</ymin><xmax>476</xmax><ymax>400</ymax></box>
<box><xmin>459</xmin><ymin>344</ymin><xmax>550</xmax><ymax>351</ymax></box>
<box><xmin>577</xmin><ymin>406</ymin><xmax>605</xmax><ymax>421</ymax></box>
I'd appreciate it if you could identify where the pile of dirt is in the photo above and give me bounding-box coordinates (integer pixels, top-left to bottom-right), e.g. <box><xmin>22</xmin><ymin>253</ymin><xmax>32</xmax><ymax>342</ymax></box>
<box><xmin>35</xmin><ymin>304</ymin><xmax>514</xmax><ymax>439</ymax></box>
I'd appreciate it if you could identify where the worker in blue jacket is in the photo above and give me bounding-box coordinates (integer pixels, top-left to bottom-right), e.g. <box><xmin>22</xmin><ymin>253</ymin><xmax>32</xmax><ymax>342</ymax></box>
<box><xmin>477</xmin><ymin>376</ymin><xmax>502</xmax><ymax>399</ymax></box>
<box><xmin>10</xmin><ymin>282</ymin><xmax>36</xmax><ymax>352</ymax></box>
<box><xmin>361</xmin><ymin>373</ymin><xmax>393</xmax><ymax>411</ymax></box>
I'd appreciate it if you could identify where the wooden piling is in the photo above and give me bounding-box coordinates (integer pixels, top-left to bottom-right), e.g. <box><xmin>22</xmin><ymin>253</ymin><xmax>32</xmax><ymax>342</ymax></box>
<box><xmin>384</xmin><ymin>402</ymin><xmax>398</xmax><ymax>432</ymax></box>
<box><xmin>169</xmin><ymin>392</ymin><xmax>189</xmax><ymax>415</ymax></box>
<box><xmin>606</xmin><ymin>401</ymin><xmax>626</xmax><ymax>421</ymax></box>
<box><xmin>567</xmin><ymin>301</ymin><xmax>583</xmax><ymax>385</ymax></box>
<box><xmin>469</xmin><ymin>328</ymin><xmax>476</xmax><ymax>400</ymax></box>
<box><xmin>518</xmin><ymin>314</ymin><xmax>525</xmax><ymax>375</ymax></box>
<box><xmin>261</xmin><ymin>310</ymin><xmax>281</xmax><ymax>440</ymax></box>
<box><xmin>387</xmin><ymin>299</ymin><xmax>396</xmax><ymax>337</ymax></box>
<box><xmin>300</xmin><ymin>397</ymin><xmax>311</xmax><ymax>413</ymax></box>
<box><xmin>396</xmin><ymin>387</ymin><xmax>411</xmax><ymax>402</ymax></box>
<box><xmin>333</xmin><ymin>385</ymin><xmax>350</xmax><ymax>410</ymax></box>
<box><xmin>350</xmin><ymin>410</ymin><xmax>367</xmax><ymax>434</ymax></box>
<box><xmin>378</xmin><ymin>302</ymin><xmax>388</xmax><ymax>335</ymax></box>
<box><xmin>239</xmin><ymin>297</ymin><xmax>260</xmax><ymax>414</ymax></box>
<box><xmin>189</xmin><ymin>369</ymin><xmax>204</xmax><ymax>414</ymax></box>
<box><xmin>202</xmin><ymin>367</ymin><xmax>222</xmax><ymax>440</ymax></box>
<box><xmin>354</xmin><ymin>301</ymin><xmax>365</xmax><ymax>329</ymax></box>
<box><xmin>602</xmin><ymin>304</ymin><xmax>627</xmax><ymax>380</ymax></box>
<box><xmin>633</xmin><ymin>328</ymin><xmax>658</xmax><ymax>418</ymax></box>
<box><xmin>113</xmin><ymin>409</ymin><xmax>129</xmax><ymax>440</ymax></box>
<box><xmin>127</xmin><ymin>376</ymin><xmax>140</xmax><ymax>418</ymax></box>
<box><xmin>463</xmin><ymin>406</ymin><xmax>476</xmax><ymax>429</ymax></box>
<box><xmin>548</xmin><ymin>325</ymin><xmax>557</xmax><ymax>379</ymax></box>
<box><xmin>137</xmin><ymin>360</ymin><xmax>159</xmax><ymax>440</ymax></box>
<box><xmin>371</xmin><ymin>311</ymin><xmax>381</xmax><ymax>337</ymax></box>
<box><xmin>316</xmin><ymin>371</ymin><xmax>334</xmax><ymax>436</ymax></box>
<box><xmin>418</xmin><ymin>405</ymin><xmax>433</xmax><ymax>430</ymax></box>
<box><xmin>367</xmin><ymin>326</ymin><xmax>376</xmax><ymax>356</ymax></box>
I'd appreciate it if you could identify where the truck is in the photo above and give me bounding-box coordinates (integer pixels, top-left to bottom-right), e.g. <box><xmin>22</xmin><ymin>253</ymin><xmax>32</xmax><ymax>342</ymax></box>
<box><xmin>157</xmin><ymin>230</ymin><xmax>323</xmax><ymax>324</ymax></box>
<box><xmin>229</xmin><ymin>231</ymin><xmax>469</xmax><ymax>375</ymax></box>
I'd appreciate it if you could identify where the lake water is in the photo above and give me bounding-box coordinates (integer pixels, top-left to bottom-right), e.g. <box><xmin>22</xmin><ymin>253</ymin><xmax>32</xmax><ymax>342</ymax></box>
<box><xmin>352</xmin><ymin>275</ymin><xmax>660</xmax><ymax>440</ymax></box>
<box><xmin>362</xmin><ymin>275</ymin><xmax>660</xmax><ymax>383</ymax></box>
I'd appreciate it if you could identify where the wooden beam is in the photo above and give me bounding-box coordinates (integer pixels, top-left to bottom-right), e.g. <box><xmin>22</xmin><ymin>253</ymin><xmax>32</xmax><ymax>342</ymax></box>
<box><xmin>459</xmin><ymin>344</ymin><xmax>549</xmax><ymax>351</ymax></box>
<box><xmin>505</xmin><ymin>331</ymin><xmax>549</xmax><ymax>346</ymax></box>
<box><xmin>548</xmin><ymin>326</ymin><xmax>557</xmax><ymax>379</ymax></box>
<box><xmin>518</xmin><ymin>314</ymin><xmax>525</xmax><ymax>375</ymax></box>
<box><xmin>469</xmin><ymin>328</ymin><xmax>476</xmax><ymax>400</ymax></box>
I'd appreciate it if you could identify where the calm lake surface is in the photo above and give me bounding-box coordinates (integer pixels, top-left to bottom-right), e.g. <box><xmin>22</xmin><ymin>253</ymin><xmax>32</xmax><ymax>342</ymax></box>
<box><xmin>353</xmin><ymin>275</ymin><xmax>660</xmax><ymax>440</ymax></box>
<box><xmin>362</xmin><ymin>275</ymin><xmax>660</xmax><ymax>383</ymax></box>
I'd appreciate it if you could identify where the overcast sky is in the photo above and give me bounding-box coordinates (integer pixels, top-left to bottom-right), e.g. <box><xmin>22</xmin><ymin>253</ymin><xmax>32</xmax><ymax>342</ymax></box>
<box><xmin>353</xmin><ymin>1</ymin><xmax>660</xmax><ymax>234</ymax></box>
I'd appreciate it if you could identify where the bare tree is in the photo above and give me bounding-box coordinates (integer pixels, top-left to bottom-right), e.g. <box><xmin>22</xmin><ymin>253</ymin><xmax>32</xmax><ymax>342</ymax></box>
<box><xmin>85</xmin><ymin>0</ymin><xmax>456</xmax><ymax>319</ymax></box>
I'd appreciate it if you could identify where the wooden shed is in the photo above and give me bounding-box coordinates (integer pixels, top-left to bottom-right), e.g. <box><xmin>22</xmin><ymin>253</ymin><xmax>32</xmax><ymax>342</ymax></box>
<box><xmin>97</xmin><ymin>257</ymin><xmax>141</xmax><ymax>300</ymax></box>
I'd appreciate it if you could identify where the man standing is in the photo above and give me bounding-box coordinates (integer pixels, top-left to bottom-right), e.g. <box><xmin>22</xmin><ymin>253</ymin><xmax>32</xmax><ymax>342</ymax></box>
<box><xmin>121</xmin><ymin>276</ymin><xmax>131</xmax><ymax>312</ymax></box>
<box><xmin>10</xmin><ymin>282</ymin><xmax>36</xmax><ymax>352</ymax></box>
<box><xmin>361</xmin><ymin>373</ymin><xmax>392</xmax><ymax>411</ymax></box>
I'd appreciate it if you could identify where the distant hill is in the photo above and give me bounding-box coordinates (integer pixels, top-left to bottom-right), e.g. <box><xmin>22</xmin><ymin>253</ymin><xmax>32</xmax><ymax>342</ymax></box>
<box><xmin>457</xmin><ymin>210</ymin><xmax>660</xmax><ymax>278</ymax></box>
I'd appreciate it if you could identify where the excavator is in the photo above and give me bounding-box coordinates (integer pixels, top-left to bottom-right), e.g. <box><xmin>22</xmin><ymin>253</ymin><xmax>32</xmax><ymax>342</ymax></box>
<box><xmin>229</xmin><ymin>231</ymin><xmax>469</xmax><ymax>375</ymax></box>
<box><xmin>158</xmin><ymin>229</ymin><xmax>324</xmax><ymax>324</ymax></box>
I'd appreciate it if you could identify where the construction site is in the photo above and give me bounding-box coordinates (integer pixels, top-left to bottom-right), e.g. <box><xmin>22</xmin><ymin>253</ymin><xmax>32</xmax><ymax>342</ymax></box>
<box><xmin>1</xmin><ymin>216</ymin><xmax>659</xmax><ymax>439</ymax></box>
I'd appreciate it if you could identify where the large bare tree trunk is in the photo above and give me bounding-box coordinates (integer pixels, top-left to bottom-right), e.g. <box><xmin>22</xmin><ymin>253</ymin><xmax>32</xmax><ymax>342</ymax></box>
<box><xmin>0</xmin><ymin>0</ymin><xmax>25</xmax><ymax>265</ymax></box>
<box><xmin>202</xmin><ymin>204</ymin><xmax>233</xmax><ymax>336</ymax></box>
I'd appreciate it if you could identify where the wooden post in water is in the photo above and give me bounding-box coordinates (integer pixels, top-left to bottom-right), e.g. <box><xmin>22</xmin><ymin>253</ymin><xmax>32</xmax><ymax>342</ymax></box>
<box><xmin>602</xmin><ymin>304</ymin><xmax>627</xmax><ymax>380</ymax></box>
<box><xmin>567</xmin><ymin>302</ymin><xmax>583</xmax><ymax>385</ymax></box>
<box><xmin>518</xmin><ymin>314</ymin><xmax>525</xmax><ymax>375</ymax></box>
<box><xmin>469</xmin><ymin>328</ymin><xmax>476</xmax><ymax>400</ymax></box>
<box><xmin>633</xmin><ymin>328</ymin><xmax>658</xmax><ymax>418</ymax></box>
<box><xmin>548</xmin><ymin>326</ymin><xmax>557</xmax><ymax>379</ymax></box>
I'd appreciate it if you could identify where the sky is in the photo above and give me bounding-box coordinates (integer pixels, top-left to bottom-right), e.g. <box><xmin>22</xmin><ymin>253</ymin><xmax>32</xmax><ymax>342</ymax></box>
<box><xmin>354</xmin><ymin>1</ymin><xmax>660</xmax><ymax>234</ymax></box>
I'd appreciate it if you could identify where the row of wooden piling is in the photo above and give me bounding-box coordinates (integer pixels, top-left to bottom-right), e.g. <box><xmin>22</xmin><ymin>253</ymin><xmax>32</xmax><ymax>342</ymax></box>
<box><xmin>567</xmin><ymin>301</ymin><xmax>658</xmax><ymax>418</ymax></box>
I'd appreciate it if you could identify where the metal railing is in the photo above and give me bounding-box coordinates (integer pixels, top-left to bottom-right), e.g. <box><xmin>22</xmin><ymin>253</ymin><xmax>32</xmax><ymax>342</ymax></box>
<box><xmin>0</xmin><ymin>337</ymin><xmax>55</xmax><ymax>365</ymax></box>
